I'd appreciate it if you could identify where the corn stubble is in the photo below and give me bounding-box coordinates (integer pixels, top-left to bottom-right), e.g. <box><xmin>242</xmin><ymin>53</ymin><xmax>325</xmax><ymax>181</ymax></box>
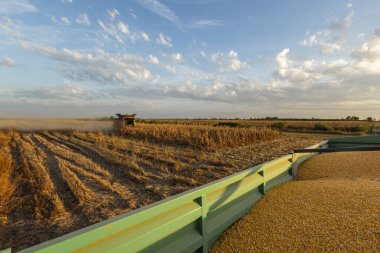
<box><xmin>0</xmin><ymin>132</ymin><xmax>14</xmax><ymax>221</ymax></box>
<box><xmin>0</xmin><ymin>126</ymin><xmax>325</xmax><ymax>251</ymax></box>
<box><xmin>211</xmin><ymin>151</ymin><xmax>380</xmax><ymax>252</ymax></box>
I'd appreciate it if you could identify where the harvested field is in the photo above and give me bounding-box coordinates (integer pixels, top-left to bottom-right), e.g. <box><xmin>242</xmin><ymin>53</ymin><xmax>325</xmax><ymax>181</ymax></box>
<box><xmin>211</xmin><ymin>151</ymin><xmax>380</xmax><ymax>252</ymax></box>
<box><xmin>0</xmin><ymin>127</ymin><xmax>331</xmax><ymax>251</ymax></box>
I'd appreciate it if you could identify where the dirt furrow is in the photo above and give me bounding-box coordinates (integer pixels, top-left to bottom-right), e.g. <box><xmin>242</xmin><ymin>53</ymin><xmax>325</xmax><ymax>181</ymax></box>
<box><xmin>74</xmin><ymin>131</ymin><xmax>195</xmax><ymax>173</ymax></box>
<box><xmin>35</xmin><ymin>133</ymin><xmax>137</xmax><ymax>208</ymax></box>
<box><xmin>28</xmin><ymin>134</ymin><xmax>81</xmax><ymax>213</ymax></box>
<box><xmin>71</xmin><ymin>131</ymin><xmax>234</xmax><ymax>191</ymax></box>
<box><xmin>34</xmin><ymin>134</ymin><xmax>131</xmax><ymax>202</ymax></box>
<box><xmin>50</xmin><ymin>132</ymin><xmax>163</xmax><ymax>204</ymax></box>
<box><xmin>72</xmin><ymin>131</ymin><xmax>230</xmax><ymax>184</ymax></box>
<box><xmin>35</xmin><ymin>133</ymin><xmax>112</xmax><ymax>179</ymax></box>
<box><xmin>56</xmin><ymin>132</ymin><xmax>157</xmax><ymax>180</ymax></box>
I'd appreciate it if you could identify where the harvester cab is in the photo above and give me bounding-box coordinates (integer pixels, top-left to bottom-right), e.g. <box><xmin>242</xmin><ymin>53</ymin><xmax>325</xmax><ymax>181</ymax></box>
<box><xmin>114</xmin><ymin>113</ymin><xmax>137</xmax><ymax>134</ymax></box>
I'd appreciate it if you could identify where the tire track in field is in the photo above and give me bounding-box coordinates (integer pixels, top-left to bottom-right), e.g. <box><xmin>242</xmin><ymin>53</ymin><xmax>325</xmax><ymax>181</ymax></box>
<box><xmin>44</xmin><ymin>132</ymin><xmax>161</xmax><ymax>205</ymax></box>
<box><xmin>74</xmin><ymin>132</ymin><xmax>193</xmax><ymax>173</ymax></box>
<box><xmin>35</xmin><ymin>133</ymin><xmax>112</xmax><ymax>178</ymax></box>
<box><xmin>29</xmin><ymin>134</ymin><xmax>85</xmax><ymax>215</ymax></box>
<box><xmin>71</xmin><ymin>133</ymin><xmax>172</xmax><ymax>177</ymax></box>
<box><xmin>72</xmin><ymin>132</ymin><xmax>215</xmax><ymax>184</ymax></box>
<box><xmin>73</xmin><ymin>132</ymin><xmax>233</xmax><ymax>191</ymax></box>
<box><xmin>34</xmin><ymin>133</ymin><xmax>134</xmax><ymax>211</ymax></box>
<box><xmin>6</xmin><ymin>134</ymin><xmax>67</xmax><ymax>223</ymax></box>
<box><xmin>63</xmin><ymin>133</ymin><xmax>169</xmax><ymax>201</ymax></box>
<box><xmin>68</xmin><ymin>133</ymin><xmax>197</xmax><ymax>197</ymax></box>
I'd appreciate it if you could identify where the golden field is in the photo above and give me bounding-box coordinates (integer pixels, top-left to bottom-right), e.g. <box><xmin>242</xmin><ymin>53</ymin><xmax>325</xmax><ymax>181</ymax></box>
<box><xmin>140</xmin><ymin>118</ymin><xmax>376</xmax><ymax>133</ymax></box>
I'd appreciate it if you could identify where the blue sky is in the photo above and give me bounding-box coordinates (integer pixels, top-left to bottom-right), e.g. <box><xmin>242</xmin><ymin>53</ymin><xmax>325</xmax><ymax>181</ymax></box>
<box><xmin>0</xmin><ymin>0</ymin><xmax>379</xmax><ymax>118</ymax></box>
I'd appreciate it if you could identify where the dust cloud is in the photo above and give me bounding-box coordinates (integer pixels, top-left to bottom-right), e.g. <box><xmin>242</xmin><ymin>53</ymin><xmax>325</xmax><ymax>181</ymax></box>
<box><xmin>0</xmin><ymin>119</ymin><xmax>114</xmax><ymax>132</ymax></box>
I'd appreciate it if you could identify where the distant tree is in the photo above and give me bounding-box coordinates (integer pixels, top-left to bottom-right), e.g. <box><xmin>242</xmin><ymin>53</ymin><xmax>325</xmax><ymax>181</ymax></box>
<box><xmin>345</xmin><ymin>116</ymin><xmax>360</xmax><ymax>120</ymax></box>
<box><xmin>367</xmin><ymin>117</ymin><xmax>374</xmax><ymax>121</ymax></box>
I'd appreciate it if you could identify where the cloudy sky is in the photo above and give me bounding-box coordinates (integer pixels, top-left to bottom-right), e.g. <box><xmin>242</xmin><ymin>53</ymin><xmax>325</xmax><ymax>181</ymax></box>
<box><xmin>0</xmin><ymin>0</ymin><xmax>379</xmax><ymax>118</ymax></box>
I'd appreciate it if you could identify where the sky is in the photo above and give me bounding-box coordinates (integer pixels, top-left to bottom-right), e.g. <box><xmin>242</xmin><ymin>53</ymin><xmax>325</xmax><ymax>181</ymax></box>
<box><xmin>0</xmin><ymin>0</ymin><xmax>379</xmax><ymax>119</ymax></box>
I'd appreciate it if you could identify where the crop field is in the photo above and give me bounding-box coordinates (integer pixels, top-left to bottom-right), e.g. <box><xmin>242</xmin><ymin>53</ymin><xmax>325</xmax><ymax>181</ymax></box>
<box><xmin>141</xmin><ymin>118</ymin><xmax>376</xmax><ymax>134</ymax></box>
<box><xmin>212</xmin><ymin>151</ymin><xmax>380</xmax><ymax>252</ymax></box>
<box><xmin>1</xmin><ymin>118</ymin><xmax>375</xmax><ymax>134</ymax></box>
<box><xmin>0</xmin><ymin>123</ymin><xmax>334</xmax><ymax>251</ymax></box>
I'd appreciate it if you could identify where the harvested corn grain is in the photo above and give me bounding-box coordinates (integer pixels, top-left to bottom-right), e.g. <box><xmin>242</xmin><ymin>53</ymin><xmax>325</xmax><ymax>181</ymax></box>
<box><xmin>211</xmin><ymin>151</ymin><xmax>380</xmax><ymax>252</ymax></box>
<box><xmin>296</xmin><ymin>151</ymin><xmax>380</xmax><ymax>181</ymax></box>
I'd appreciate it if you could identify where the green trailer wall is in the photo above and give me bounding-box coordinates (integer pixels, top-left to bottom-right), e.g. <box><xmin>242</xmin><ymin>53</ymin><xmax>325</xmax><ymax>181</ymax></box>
<box><xmin>329</xmin><ymin>135</ymin><xmax>380</xmax><ymax>148</ymax></box>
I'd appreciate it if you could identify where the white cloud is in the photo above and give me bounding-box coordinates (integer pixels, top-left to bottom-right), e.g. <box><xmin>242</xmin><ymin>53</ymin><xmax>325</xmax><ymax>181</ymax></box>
<box><xmin>227</xmin><ymin>51</ymin><xmax>242</xmax><ymax>71</ymax></box>
<box><xmin>301</xmin><ymin>11</ymin><xmax>354</xmax><ymax>55</ymax></box>
<box><xmin>347</xmin><ymin>3</ymin><xmax>353</xmax><ymax>8</ymax></box>
<box><xmin>98</xmin><ymin>20</ymin><xmax>124</xmax><ymax>44</ymax></box>
<box><xmin>319</xmin><ymin>43</ymin><xmax>343</xmax><ymax>55</ymax></box>
<box><xmin>141</xmin><ymin>32</ymin><xmax>150</xmax><ymax>41</ymax></box>
<box><xmin>301</xmin><ymin>34</ymin><xmax>318</xmax><ymax>46</ymax></box>
<box><xmin>61</xmin><ymin>0</ymin><xmax>73</xmax><ymax>3</ymax></box>
<box><xmin>97</xmin><ymin>19</ymin><xmax>150</xmax><ymax>45</ymax></box>
<box><xmin>303</xmin><ymin>59</ymin><xmax>314</xmax><ymax>70</ymax></box>
<box><xmin>145</xmin><ymin>32</ymin><xmax>380</xmax><ymax>107</ymax></box>
<box><xmin>188</xmin><ymin>19</ymin><xmax>223</xmax><ymax>28</ymax></box>
<box><xmin>200</xmin><ymin>51</ymin><xmax>207</xmax><ymax>58</ymax></box>
<box><xmin>352</xmin><ymin>31</ymin><xmax>380</xmax><ymax>62</ymax></box>
<box><xmin>107</xmin><ymin>8</ymin><xmax>120</xmax><ymax>21</ymax></box>
<box><xmin>19</xmin><ymin>41</ymin><xmax>153</xmax><ymax>85</ymax></box>
<box><xmin>118</xmin><ymin>21</ymin><xmax>130</xmax><ymax>35</ymax></box>
<box><xmin>134</xmin><ymin>0</ymin><xmax>183</xmax><ymax>29</ymax></box>
<box><xmin>271</xmin><ymin>30</ymin><xmax>380</xmax><ymax>100</ymax></box>
<box><xmin>0</xmin><ymin>56</ymin><xmax>15</xmax><ymax>67</ymax></box>
<box><xmin>60</xmin><ymin>16</ymin><xmax>71</xmax><ymax>25</ymax></box>
<box><xmin>0</xmin><ymin>17</ymin><xmax>23</xmax><ymax>38</ymax></box>
<box><xmin>129</xmin><ymin>8</ymin><xmax>138</xmax><ymax>19</ymax></box>
<box><xmin>211</xmin><ymin>50</ymin><xmax>246</xmax><ymax>72</ymax></box>
<box><xmin>14</xmin><ymin>83</ymin><xmax>108</xmax><ymax>101</ymax></box>
<box><xmin>0</xmin><ymin>0</ymin><xmax>37</xmax><ymax>15</ymax></box>
<box><xmin>165</xmin><ymin>65</ymin><xmax>176</xmax><ymax>74</ymax></box>
<box><xmin>156</xmin><ymin>33</ymin><xmax>172</xmax><ymax>47</ymax></box>
<box><xmin>329</xmin><ymin>11</ymin><xmax>354</xmax><ymax>32</ymax></box>
<box><xmin>171</xmin><ymin>53</ymin><xmax>184</xmax><ymax>63</ymax></box>
<box><xmin>76</xmin><ymin>14</ymin><xmax>91</xmax><ymax>25</ymax></box>
<box><xmin>50</xmin><ymin>16</ymin><xmax>59</xmax><ymax>25</ymax></box>
<box><xmin>191</xmin><ymin>57</ymin><xmax>199</xmax><ymax>65</ymax></box>
<box><xmin>148</xmin><ymin>55</ymin><xmax>160</xmax><ymax>64</ymax></box>
<box><xmin>276</xmin><ymin>48</ymin><xmax>289</xmax><ymax>71</ymax></box>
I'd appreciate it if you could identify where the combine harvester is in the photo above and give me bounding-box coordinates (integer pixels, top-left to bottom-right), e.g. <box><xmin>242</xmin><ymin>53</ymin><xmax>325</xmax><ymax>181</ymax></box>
<box><xmin>2</xmin><ymin>135</ymin><xmax>380</xmax><ymax>253</ymax></box>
